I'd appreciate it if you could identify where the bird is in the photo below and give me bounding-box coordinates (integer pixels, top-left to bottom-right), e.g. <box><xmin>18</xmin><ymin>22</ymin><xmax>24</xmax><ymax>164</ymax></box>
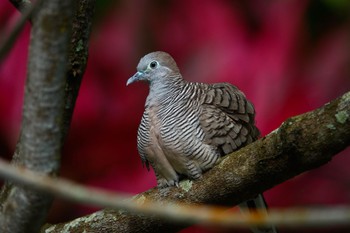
<box><xmin>127</xmin><ymin>51</ymin><xmax>277</xmax><ymax>233</ymax></box>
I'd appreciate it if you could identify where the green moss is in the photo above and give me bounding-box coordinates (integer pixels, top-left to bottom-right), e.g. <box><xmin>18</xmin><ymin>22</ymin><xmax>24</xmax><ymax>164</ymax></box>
<box><xmin>326</xmin><ymin>124</ymin><xmax>336</xmax><ymax>130</ymax></box>
<box><xmin>179</xmin><ymin>180</ymin><xmax>192</xmax><ymax>192</ymax></box>
<box><xmin>343</xmin><ymin>91</ymin><xmax>350</xmax><ymax>100</ymax></box>
<box><xmin>44</xmin><ymin>225</ymin><xmax>55</xmax><ymax>233</ymax></box>
<box><xmin>335</xmin><ymin>111</ymin><xmax>349</xmax><ymax>124</ymax></box>
<box><xmin>135</xmin><ymin>195</ymin><xmax>146</xmax><ymax>205</ymax></box>
<box><xmin>76</xmin><ymin>39</ymin><xmax>84</xmax><ymax>52</ymax></box>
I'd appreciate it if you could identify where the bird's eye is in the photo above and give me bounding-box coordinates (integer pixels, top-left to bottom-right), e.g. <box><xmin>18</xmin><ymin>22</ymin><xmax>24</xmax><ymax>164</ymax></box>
<box><xmin>149</xmin><ymin>61</ymin><xmax>158</xmax><ymax>69</ymax></box>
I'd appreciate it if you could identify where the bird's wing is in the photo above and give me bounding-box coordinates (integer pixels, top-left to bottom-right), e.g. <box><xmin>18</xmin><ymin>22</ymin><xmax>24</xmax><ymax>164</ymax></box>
<box><xmin>199</xmin><ymin>83</ymin><xmax>259</xmax><ymax>155</ymax></box>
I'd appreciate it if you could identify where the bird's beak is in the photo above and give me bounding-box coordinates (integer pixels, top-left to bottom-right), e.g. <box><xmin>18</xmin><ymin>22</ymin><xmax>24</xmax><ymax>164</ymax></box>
<box><xmin>126</xmin><ymin>71</ymin><xmax>144</xmax><ymax>86</ymax></box>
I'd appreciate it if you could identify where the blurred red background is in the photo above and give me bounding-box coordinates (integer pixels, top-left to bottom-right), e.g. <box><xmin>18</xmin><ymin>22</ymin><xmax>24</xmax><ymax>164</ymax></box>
<box><xmin>1</xmin><ymin>0</ymin><xmax>350</xmax><ymax>232</ymax></box>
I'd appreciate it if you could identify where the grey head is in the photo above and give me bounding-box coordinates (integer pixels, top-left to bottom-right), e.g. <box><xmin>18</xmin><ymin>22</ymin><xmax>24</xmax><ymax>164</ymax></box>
<box><xmin>127</xmin><ymin>51</ymin><xmax>182</xmax><ymax>86</ymax></box>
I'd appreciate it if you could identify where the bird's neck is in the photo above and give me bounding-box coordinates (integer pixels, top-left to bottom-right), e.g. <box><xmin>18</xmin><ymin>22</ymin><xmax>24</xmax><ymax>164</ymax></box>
<box><xmin>146</xmin><ymin>75</ymin><xmax>185</xmax><ymax>107</ymax></box>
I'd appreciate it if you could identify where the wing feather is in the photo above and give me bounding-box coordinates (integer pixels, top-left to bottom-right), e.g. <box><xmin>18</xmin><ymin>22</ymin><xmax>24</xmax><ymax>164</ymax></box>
<box><xmin>200</xmin><ymin>83</ymin><xmax>259</xmax><ymax>155</ymax></box>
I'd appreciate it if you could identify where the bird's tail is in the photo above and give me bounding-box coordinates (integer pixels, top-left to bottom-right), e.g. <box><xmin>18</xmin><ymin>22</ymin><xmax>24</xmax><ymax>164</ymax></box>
<box><xmin>238</xmin><ymin>194</ymin><xmax>278</xmax><ymax>233</ymax></box>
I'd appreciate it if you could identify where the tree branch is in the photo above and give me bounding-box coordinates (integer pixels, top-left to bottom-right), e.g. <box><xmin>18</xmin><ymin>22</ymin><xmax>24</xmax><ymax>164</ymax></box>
<box><xmin>0</xmin><ymin>1</ymin><xmax>96</xmax><ymax>232</ymax></box>
<box><xmin>0</xmin><ymin>0</ymin><xmax>42</xmax><ymax>62</ymax></box>
<box><xmin>27</xmin><ymin>91</ymin><xmax>350</xmax><ymax>232</ymax></box>
<box><xmin>0</xmin><ymin>1</ymin><xmax>76</xmax><ymax>233</ymax></box>
<box><xmin>9</xmin><ymin>0</ymin><xmax>32</xmax><ymax>14</ymax></box>
<box><xmin>62</xmin><ymin>0</ymin><xmax>96</xmax><ymax>139</ymax></box>
<box><xmin>0</xmin><ymin>158</ymin><xmax>350</xmax><ymax>230</ymax></box>
<box><xmin>1</xmin><ymin>3</ymin><xmax>348</xmax><ymax>231</ymax></box>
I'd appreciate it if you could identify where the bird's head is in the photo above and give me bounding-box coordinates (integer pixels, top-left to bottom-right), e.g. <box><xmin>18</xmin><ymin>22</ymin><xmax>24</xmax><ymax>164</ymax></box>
<box><xmin>127</xmin><ymin>51</ymin><xmax>181</xmax><ymax>86</ymax></box>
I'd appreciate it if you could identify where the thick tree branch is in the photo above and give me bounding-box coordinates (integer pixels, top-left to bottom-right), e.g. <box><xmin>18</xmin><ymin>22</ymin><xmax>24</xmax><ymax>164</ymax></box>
<box><xmin>36</xmin><ymin>90</ymin><xmax>348</xmax><ymax>232</ymax></box>
<box><xmin>0</xmin><ymin>1</ymin><xmax>76</xmax><ymax>233</ymax></box>
<box><xmin>0</xmin><ymin>1</ymin><xmax>95</xmax><ymax>233</ymax></box>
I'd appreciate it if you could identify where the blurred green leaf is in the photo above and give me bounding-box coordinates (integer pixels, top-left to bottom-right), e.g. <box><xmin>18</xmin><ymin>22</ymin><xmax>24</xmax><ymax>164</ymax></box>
<box><xmin>322</xmin><ymin>0</ymin><xmax>350</xmax><ymax>14</ymax></box>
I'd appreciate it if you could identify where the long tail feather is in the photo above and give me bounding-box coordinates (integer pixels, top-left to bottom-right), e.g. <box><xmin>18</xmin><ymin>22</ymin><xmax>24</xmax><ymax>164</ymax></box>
<box><xmin>238</xmin><ymin>194</ymin><xmax>278</xmax><ymax>233</ymax></box>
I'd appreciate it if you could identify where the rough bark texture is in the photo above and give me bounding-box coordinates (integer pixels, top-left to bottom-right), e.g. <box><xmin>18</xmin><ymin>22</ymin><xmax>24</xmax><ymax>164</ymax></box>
<box><xmin>0</xmin><ymin>0</ymin><xmax>96</xmax><ymax>232</ymax></box>
<box><xmin>62</xmin><ymin>0</ymin><xmax>96</xmax><ymax>138</ymax></box>
<box><xmin>42</xmin><ymin>91</ymin><xmax>350</xmax><ymax>233</ymax></box>
<box><xmin>0</xmin><ymin>1</ymin><xmax>86</xmax><ymax>233</ymax></box>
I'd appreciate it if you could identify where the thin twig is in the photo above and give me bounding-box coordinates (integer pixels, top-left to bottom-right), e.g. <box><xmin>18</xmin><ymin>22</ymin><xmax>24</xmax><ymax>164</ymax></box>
<box><xmin>0</xmin><ymin>0</ymin><xmax>43</xmax><ymax>62</ymax></box>
<box><xmin>9</xmin><ymin>0</ymin><xmax>32</xmax><ymax>14</ymax></box>
<box><xmin>0</xmin><ymin>157</ymin><xmax>349</xmax><ymax>229</ymax></box>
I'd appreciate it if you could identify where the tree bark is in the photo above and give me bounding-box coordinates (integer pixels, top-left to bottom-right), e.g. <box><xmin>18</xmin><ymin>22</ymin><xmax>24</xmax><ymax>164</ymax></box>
<box><xmin>0</xmin><ymin>1</ymin><xmax>95</xmax><ymax>233</ymax></box>
<box><xmin>62</xmin><ymin>0</ymin><xmax>96</xmax><ymax>138</ymax></box>
<box><xmin>42</xmin><ymin>91</ymin><xmax>350</xmax><ymax>233</ymax></box>
<box><xmin>0</xmin><ymin>1</ymin><xmax>75</xmax><ymax>232</ymax></box>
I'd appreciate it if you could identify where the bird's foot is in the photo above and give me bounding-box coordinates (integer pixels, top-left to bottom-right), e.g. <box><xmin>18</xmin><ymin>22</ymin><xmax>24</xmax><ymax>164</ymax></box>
<box><xmin>157</xmin><ymin>177</ymin><xmax>179</xmax><ymax>188</ymax></box>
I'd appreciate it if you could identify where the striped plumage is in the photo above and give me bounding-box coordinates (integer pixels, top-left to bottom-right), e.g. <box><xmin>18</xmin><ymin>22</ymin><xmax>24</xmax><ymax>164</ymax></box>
<box><xmin>127</xmin><ymin>51</ymin><xmax>277</xmax><ymax>233</ymax></box>
<box><xmin>127</xmin><ymin>51</ymin><xmax>259</xmax><ymax>187</ymax></box>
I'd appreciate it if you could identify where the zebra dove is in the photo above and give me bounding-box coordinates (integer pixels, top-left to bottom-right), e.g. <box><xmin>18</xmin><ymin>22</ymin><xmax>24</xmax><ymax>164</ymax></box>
<box><xmin>127</xmin><ymin>51</ymin><xmax>276</xmax><ymax>233</ymax></box>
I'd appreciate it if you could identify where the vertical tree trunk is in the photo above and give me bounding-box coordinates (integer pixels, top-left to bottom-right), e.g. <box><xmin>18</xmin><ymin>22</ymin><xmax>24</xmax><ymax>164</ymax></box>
<box><xmin>0</xmin><ymin>1</ymin><xmax>75</xmax><ymax>232</ymax></box>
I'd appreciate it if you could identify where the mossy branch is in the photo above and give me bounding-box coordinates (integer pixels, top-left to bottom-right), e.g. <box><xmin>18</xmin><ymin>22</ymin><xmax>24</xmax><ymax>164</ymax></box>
<box><xmin>14</xmin><ymin>91</ymin><xmax>350</xmax><ymax>232</ymax></box>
